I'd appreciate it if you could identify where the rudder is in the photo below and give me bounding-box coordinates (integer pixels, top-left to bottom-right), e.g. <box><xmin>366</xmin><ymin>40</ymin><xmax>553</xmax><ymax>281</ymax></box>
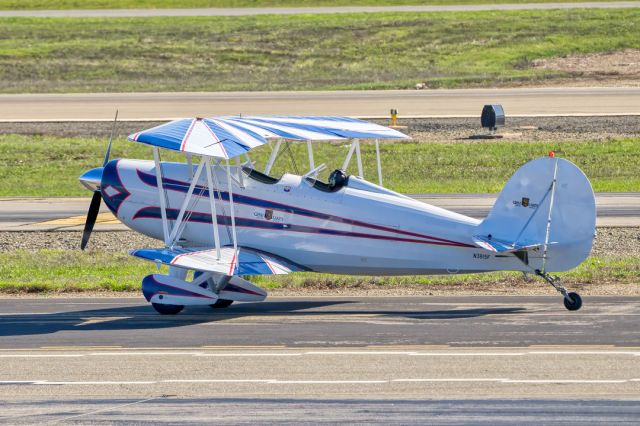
<box><xmin>475</xmin><ymin>156</ymin><xmax>596</xmax><ymax>272</ymax></box>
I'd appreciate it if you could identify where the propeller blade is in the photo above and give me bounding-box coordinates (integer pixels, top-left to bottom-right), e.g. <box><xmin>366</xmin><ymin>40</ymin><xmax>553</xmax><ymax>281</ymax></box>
<box><xmin>102</xmin><ymin>109</ymin><xmax>118</xmax><ymax>167</ymax></box>
<box><xmin>81</xmin><ymin>191</ymin><xmax>102</xmax><ymax>250</ymax></box>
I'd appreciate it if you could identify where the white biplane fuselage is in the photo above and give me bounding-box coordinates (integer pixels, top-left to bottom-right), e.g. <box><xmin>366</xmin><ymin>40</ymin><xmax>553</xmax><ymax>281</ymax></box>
<box><xmin>102</xmin><ymin>158</ymin><xmax>580</xmax><ymax>276</ymax></box>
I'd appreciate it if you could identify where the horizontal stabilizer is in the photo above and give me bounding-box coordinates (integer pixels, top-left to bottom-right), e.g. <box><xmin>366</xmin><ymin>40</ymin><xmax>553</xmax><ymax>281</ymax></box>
<box><xmin>131</xmin><ymin>246</ymin><xmax>306</xmax><ymax>276</ymax></box>
<box><xmin>472</xmin><ymin>235</ymin><xmax>555</xmax><ymax>253</ymax></box>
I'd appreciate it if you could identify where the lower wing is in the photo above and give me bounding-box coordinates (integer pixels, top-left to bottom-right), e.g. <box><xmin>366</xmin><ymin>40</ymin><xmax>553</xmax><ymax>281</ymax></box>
<box><xmin>130</xmin><ymin>246</ymin><xmax>308</xmax><ymax>276</ymax></box>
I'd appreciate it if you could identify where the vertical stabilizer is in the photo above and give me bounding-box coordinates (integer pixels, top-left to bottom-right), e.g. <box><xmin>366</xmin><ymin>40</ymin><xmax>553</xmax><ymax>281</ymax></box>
<box><xmin>474</xmin><ymin>157</ymin><xmax>596</xmax><ymax>272</ymax></box>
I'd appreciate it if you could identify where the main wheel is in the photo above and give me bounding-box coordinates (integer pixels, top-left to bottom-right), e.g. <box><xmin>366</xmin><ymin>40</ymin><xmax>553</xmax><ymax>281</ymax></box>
<box><xmin>152</xmin><ymin>303</ymin><xmax>184</xmax><ymax>315</ymax></box>
<box><xmin>210</xmin><ymin>299</ymin><xmax>234</xmax><ymax>309</ymax></box>
<box><xmin>563</xmin><ymin>292</ymin><xmax>582</xmax><ymax>311</ymax></box>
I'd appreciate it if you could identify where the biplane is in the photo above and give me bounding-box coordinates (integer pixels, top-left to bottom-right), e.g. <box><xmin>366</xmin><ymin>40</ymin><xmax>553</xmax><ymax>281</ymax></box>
<box><xmin>79</xmin><ymin>116</ymin><xmax>595</xmax><ymax>314</ymax></box>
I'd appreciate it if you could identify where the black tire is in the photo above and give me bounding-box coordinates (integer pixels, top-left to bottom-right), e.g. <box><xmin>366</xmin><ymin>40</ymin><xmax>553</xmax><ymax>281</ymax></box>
<box><xmin>152</xmin><ymin>303</ymin><xmax>184</xmax><ymax>315</ymax></box>
<box><xmin>563</xmin><ymin>292</ymin><xmax>582</xmax><ymax>311</ymax></box>
<box><xmin>210</xmin><ymin>299</ymin><xmax>234</xmax><ymax>309</ymax></box>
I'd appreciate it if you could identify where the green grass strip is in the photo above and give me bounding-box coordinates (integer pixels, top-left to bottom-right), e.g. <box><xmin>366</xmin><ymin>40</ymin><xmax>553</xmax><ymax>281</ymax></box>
<box><xmin>0</xmin><ymin>249</ymin><xmax>636</xmax><ymax>293</ymax></box>
<box><xmin>0</xmin><ymin>9</ymin><xmax>638</xmax><ymax>92</ymax></box>
<box><xmin>1</xmin><ymin>134</ymin><xmax>638</xmax><ymax>196</ymax></box>
<box><xmin>0</xmin><ymin>0</ymin><xmax>627</xmax><ymax>10</ymax></box>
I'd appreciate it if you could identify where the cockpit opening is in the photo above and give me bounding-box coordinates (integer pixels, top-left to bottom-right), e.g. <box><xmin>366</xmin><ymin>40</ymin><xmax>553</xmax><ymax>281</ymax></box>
<box><xmin>242</xmin><ymin>166</ymin><xmax>280</xmax><ymax>185</ymax></box>
<box><xmin>305</xmin><ymin>169</ymin><xmax>349</xmax><ymax>193</ymax></box>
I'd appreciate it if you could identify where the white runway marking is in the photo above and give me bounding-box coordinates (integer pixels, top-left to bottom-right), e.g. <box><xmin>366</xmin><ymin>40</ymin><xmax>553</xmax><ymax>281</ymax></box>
<box><xmin>1</xmin><ymin>350</ymin><xmax>639</xmax><ymax>358</ymax></box>
<box><xmin>89</xmin><ymin>351</ymin><xmax>209</xmax><ymax>356</ymax></box>
<box><xmin>0</xmin><ymin>354</ymin><xmax>84</xmax><ymax>358</ymax></box>
<box><xmin>195</xmin><ymin>353</ymin><xmax>303</xmax><ymax>357</ymax></box>
<box><xmin>1</xmin><ymin>378</ymin><xmax>638</xmax><ymax>386</ymax></box>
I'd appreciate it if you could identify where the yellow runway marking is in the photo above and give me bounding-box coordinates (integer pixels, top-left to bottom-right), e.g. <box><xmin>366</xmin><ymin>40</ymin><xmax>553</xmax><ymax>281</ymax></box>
<box><xmin>36</xmin><ymin>213</ymin><xmax>121</xmax><ymax>226</ymax></box>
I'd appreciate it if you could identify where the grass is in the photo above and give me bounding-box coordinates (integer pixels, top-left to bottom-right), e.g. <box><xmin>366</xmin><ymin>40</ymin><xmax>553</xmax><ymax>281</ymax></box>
<box><xmin>0</xmin><ymin>0</ymin><xmax>626</xmax><ymax>10</ymax></box>
<box><xmin>0</xmin><ymin>134</ymin><xmax>638</xmax><ymax>196</ymax></box>
<box><xmin>0</xmin><ymin>9</ymin><xmax>638</xmax><ymax>92</ymax></box>
<box><xmin>0</xmin><ymin>249</ymin><xmax>637</xmax><ymax>293</ymax></box>
<box><xmin>0</xmin><ymin>250</ymin><xmax>151</xmax><ymax>293</ymax></box>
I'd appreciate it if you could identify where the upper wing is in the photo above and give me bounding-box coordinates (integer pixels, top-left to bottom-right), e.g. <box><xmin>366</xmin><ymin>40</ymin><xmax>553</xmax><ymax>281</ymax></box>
<box><xmin>128</xmin><ymin>116</ymin><xmax>410</xmax><ymax>159</ymax></box>
<box><xmin>130</xmin><ymin>246</ymin><xmax>307</xmax><ymax>276</ymax></box>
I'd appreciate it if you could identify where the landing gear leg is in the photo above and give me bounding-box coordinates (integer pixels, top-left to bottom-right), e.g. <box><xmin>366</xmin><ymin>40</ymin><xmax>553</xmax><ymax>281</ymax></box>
<box><xmin>535</xmin><ymin>269</ymin><xmax>582</xmax><ymax>311</ymax></box>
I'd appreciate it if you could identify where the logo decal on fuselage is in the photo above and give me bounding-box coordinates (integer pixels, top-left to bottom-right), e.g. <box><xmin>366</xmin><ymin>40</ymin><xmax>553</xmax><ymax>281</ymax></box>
<box><xmin>513</xmin><ymin>197</ymin><xmax>539</xmax><ymax>209</ymax></box>
<box><xmin>253</xmin><ymin>209</ymin><xmax>285</xmax><ymax>223</ymax></box>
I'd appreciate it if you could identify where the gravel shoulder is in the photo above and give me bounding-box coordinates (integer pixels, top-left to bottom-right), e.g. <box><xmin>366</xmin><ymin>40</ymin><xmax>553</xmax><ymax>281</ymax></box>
<box><xmin>2</xmin><ymin>116</ymin><xmax>639</xmax><ymax>142</ymax></box>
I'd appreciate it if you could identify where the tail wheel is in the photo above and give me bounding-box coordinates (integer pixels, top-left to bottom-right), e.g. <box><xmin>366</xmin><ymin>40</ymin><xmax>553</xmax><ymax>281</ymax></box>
<box><xmin>563</xmin><ymin>292</ymin><xmax>582</xmax><ymax>311</ymax></box>
<box><xmin>152</xmin><ymin>303</ymin><xmax>184</xmax><ymax>315</ymax></box>
<box><xmin>210</xmin><ymin>299</ymin><xmax>234</xmax><ymax>309</ymax></box>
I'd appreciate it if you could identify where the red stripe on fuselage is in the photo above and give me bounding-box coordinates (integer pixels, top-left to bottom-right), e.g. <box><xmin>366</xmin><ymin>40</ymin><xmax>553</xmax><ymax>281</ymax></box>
<box><xmin>133</xmin><ymin>169</ymin><xmax>472</xmax><ymax>247</ymax></box>
<box><xmin>132</xmin><ymin>206</ymin><xmax>474</xmax><ymax>248</ymax></box>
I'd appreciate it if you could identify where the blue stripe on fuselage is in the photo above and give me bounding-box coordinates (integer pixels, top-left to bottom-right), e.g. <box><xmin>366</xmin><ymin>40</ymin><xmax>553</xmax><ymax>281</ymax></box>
<box><xmin>135</xmin><ymin>169</ymin><xmax>473</xmax><ymax>248</ymax></box>
<box><xmin>133</xmin><ymin>206</ymin><xmax>469</xmax><ymax>248</ymax></box>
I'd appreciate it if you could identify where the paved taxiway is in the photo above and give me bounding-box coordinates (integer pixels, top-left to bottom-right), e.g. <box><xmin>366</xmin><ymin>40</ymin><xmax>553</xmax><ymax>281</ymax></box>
<box><xmin>2</xmin><ymin>296</ymin><xmax>639</xmax><ymax>348</ymax></box>
<box><xmin>1</xmin><ymin>193</ymin><xmax>637</xmax><ymax>231</ymax></box>
<box><xmin>2</xmin><ymin>2</ymin><xmax>639</xmax><ymax>17</ymax></box>
<box><xmin>1</xmin><ymin>296</ymin><xmax>639</xmax><ymax>423</ymax></box>
<box><xmin>1</xmin><ymin>88</ymin><xmax>639</xmax><ymax>121</ymax></box>
<box><xmin>3</xmin><ymin>398</ymin><xmax>640</xmax><ymax>424</ymax></box>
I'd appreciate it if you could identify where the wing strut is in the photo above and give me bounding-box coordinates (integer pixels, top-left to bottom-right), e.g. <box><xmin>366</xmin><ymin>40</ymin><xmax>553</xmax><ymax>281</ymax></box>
<box><xmin>168</xmin><ymin>158</ymin><xmax>207</xmax><ymax>247</ymax></box>
<box><xmin>341</xmin><ymin>139</ymin><xmax>368</xmax><ymax>180</ymax></box>
<box><xmin>162</xmin><ymin>155</ymin><xmax>235</xmax><ymax>262</ymax></box>
<box><xmin>375</xmin><ymin>139</ymin><xmax>383</xmax><ymax>186</ymax></box>
<box><xmin>153</xmin><ymin>147</ymin><xmax>171</xmax><ymax>246</ymax></box>
<box><xmin>264</xmin><ymin>139</ymin><xmax>282</xmax><ymax>175</ymax></box>
<box><xmin>204</xmin><ymin>156</ymin><xmax>222</xmax><ymax>260</ymax></box>
<box><xmin>150</xmin><ymin>148</ymin><xmax>237</xmax><ymax>263</ymax></box>
<box><xmin>306</xmin><ymin>140</ymin><xmax>315</xmax><ymax>171</ymax></box>
<box><xmin>342</xmin><ymin>139</ymin><xmax>356</xmax><ymax>171</ymax></box>
<box><xmin>354</xmin><ymin>138</ymin><xmax>364</xmax><ymax>178</ymax></box>
<box><xmin>225</xmin><ymin>158</ymin><xmax>239</xmax><ymax>255</ymax></box>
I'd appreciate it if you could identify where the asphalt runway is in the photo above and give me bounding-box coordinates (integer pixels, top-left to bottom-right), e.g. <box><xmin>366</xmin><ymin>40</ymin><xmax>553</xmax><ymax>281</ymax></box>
<box><xmin>2</xmin><ymin>296</ymin><xmax>639</xmax><ymax>348</ymax></box>
<box><xmin>1</xmin><ymin>296</ymin><xmax>639</xmax><ymax>423</ymax></box>
<box><xmin>1</xmin><ymin>193</ymin><xmax>637</xmax><ymax>231</ymax></box>
<box><xmin>3</xmin><ymin>398</ymin><xmax>640</xmax><ymax>424</ymax></box>
<box><xmin>2</xmin><ymin>2</ymin><xmax>639</xmax><ymax>17</ymax></box>
<box><xmin>2</xmin><ymin>88</ymin><xmax>640</xmax><ymax>121</ymax></box>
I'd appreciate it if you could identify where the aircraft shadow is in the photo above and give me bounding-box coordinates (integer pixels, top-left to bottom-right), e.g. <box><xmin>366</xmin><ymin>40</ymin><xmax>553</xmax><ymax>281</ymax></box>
<box><xmin>0</xmin><ymin>300</ymin><xmax>525</xmax><ymax>337</ymax></box>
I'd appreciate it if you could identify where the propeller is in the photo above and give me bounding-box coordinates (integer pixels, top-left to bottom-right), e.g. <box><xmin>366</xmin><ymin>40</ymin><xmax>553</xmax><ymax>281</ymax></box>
<box><xmin>80</xmin><ymin>110</ymin><xmax>118</xmax><ymax>250</ymax></box>
<box><xmin>81</xmin><ymin>191</ymin><xmax>103</xmax><ymax>250</ymax></box>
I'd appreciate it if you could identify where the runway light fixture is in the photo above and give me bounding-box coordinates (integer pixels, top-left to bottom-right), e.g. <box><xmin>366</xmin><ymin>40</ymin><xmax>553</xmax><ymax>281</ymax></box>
<box><xmin>390</xmin><ymin>109</ymin><xmax>398</xmax><ymax>126</ymax></box>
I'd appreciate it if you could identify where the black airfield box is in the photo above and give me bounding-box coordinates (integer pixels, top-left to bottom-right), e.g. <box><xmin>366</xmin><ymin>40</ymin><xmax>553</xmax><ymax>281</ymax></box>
<box><xmin>481</xmin><ymin>104</ymin><xmax>505</xmax><ymax>131</ymax></box>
